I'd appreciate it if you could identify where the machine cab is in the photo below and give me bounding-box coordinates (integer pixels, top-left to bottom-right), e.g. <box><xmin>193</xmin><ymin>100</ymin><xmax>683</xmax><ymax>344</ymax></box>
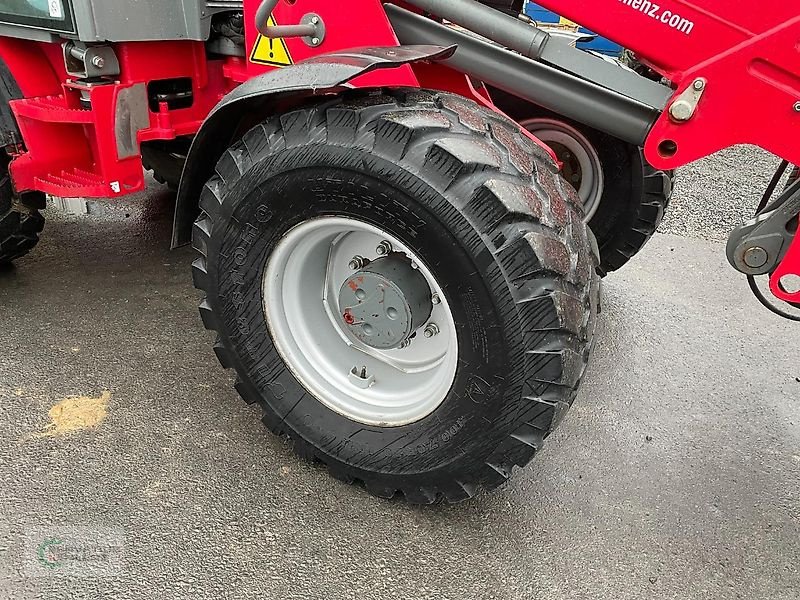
<box><xmin>0</xmin><ymin>0</ymin><xmax>231</xmax><ymax>42</ymax></box>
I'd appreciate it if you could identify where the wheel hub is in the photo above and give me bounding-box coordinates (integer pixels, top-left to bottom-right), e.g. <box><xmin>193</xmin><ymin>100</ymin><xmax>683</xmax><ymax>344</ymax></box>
<box><xmin>339</xmin><ymin>256</ymin><xmax>433</xmax><ymax>350</ymax></box>
<box><xmin>263</xmin><ymin>217</ymin><xmax>458</xmax><ymax>426</ymax></box>
<box><xmin>520</xmin><ymin>117</ymin><xmax>605</xmax><ymax>222</ymax></box>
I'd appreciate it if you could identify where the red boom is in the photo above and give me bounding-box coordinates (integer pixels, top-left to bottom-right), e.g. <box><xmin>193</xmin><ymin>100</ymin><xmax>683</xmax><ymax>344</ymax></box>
<box><xmin>535</xmin><ymin>0</ymin><xmax>800</xmax><ymax>170</ymax></box>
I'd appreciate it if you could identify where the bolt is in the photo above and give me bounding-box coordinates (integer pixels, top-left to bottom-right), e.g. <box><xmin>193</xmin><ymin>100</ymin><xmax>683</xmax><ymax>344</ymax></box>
<box><xmin>398</xmin><ymin>339</ymin><xmax>412</xmax><ymax>349</ymax></box>
<box><xmin>743</xmin><ymin>246</ymin><xmax>769</xmax><ymax>269</ymax></box>
<box><xmin>311</xmin><ymin>16</ymin><xmax>319</xmax><ymax>25</ymax></box>
<box><xmin>794</xmin><ymin>101</ymin><xmax>800</xmax><ymax>113</ymax></box>
<box><xmin>348</xmin><ymin>255</ymin><xmax>366</xmax><ymax>270</ymax></box>
<box><xmin>91</xmin><ymin>55</ymin><xmax>105</xmax><ymax>69</ymax></box>
<box><xmin>669</xmin><ymin>99</ymin><xmax>694</xmax><ymax>122</ymax></box>
<box><xmin>431</xmin><ymin>294</ymin><xmax>441</xmax><ymax>305</ymax></box>
<box><xmin>693</xmin><ymin>78</ymin><xmax>705</xmax><ymax>91</ymax></box>
<box><xmin>376</xmin><ymin>241</ymin><xmax>392</xmax><ymax>256</ymax></box>
<box><xmin>410</xmin><ymin>261</ymin><xmax>418</xmax><ymax>270</ymax></box>
<box><xmin>423</xmin><ymin>323</ymin><xmax>440</xmax><ymax>338</ymax></box>
<box><xmin>311</xmin><ymin>37</ymin><xmax>321</xmax><ymax>46</ymax></box>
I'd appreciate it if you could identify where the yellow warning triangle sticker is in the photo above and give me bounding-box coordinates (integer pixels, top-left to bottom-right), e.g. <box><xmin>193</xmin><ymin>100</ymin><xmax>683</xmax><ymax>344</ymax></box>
<box><xmin>250</xmin><ymin>16</ymin><xmax>293</xmax><ymax>67</ymax></box>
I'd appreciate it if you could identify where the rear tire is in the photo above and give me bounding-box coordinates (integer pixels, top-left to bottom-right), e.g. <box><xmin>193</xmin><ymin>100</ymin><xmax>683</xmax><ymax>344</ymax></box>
<box><xmin>192</xmin><ymin>89</ymin><xmax>599</xmax><ymax>503</ymax></box>
<box><xmin>585</xmin><ymin>136</ymin><xmax>673</xmax><ymax>276</ymax></box>
<box><xmin>494</xmin><ymin>95</ymin><xmax>674</xmax><ymax>275</ymax></box>
<box><xmin>0</xmin><ymin>153</ymin><xmax>44</xmax><ymax>265</ymax></box>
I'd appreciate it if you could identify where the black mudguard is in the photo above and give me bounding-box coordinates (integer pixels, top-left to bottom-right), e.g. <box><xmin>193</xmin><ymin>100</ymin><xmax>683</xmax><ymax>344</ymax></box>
<box><xmin>171</xmin><ymin>44</ymin><xmax>455</xmax><ymax>248</ymax></box>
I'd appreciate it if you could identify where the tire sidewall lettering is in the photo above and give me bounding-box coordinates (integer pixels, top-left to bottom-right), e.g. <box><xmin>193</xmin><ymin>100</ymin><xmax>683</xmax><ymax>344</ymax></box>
<box><xmin>210</xmin><ymin>149</ymin><xmax>517</xmax><ymax>474</ymax></box>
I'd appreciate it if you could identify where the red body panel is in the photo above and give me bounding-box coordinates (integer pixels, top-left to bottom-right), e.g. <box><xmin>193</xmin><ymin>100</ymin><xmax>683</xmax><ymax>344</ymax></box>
<box><xmin>0</xmin><ymin>0</ymin><xmax>538</xmax><ymax>198</ymax></box>
<box><xmin>0</xmin><ymin>38</ymin><xmax>62</xmax><ymax>97</ymax></box>
<box><xmin>0</xmin><ymin>0</ymin><xmax>799</xmax><ymax>195</ymax></box>
<box><xmin>771</xmin><ymin>233</ymin><xmax>800</xmax><ymax>305</ymax></box>
<box><xmin>536</xmin><ymin>0</ymin><xmax>800</xmax><ymax>170</ymax></box>
<box><xmin>2</xmin><ymin>41</ymin><xmax>235</xmax><ymax>197</ymax></box>
<box><xmin>243</xmin><ymin>0</ymin><xmax>419</xmax><ymax>88</ymax></box>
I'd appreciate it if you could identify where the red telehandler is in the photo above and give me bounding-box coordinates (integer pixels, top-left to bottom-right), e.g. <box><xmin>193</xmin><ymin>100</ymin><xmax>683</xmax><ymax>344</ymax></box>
<box><xmin>0</xmin><ymin>0</ymin><xmax>797</xmax><ymax>502</ymax></box>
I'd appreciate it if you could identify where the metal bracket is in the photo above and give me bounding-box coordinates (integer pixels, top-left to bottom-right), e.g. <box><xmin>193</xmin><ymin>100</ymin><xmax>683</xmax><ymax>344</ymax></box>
<box><xmin>255</xmin><ymin>0</ymin><xmax>326</xmax><ymax>45</ymax></box>
<box><xmin>300</xmin><ymin>13</ymin><xmax>325</xmax><ymax>47</ymax></box>
<box><xmin>63</xmin><ymin>42</ymin><xmax>120</xmax><ymax>80</ymax></box>
<box><xmin>727</xmin><ymin>180</ymin><xmax>800</xmax><ymax>275</ymax></box>
<box><xmin>669</xmin><ymin>78</ymin><xmax>706</xmax><ymax>122</ymax></box>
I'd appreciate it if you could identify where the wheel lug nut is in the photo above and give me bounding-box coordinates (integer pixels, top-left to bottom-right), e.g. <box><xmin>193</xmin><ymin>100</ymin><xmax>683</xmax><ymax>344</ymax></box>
<box><xmin>376</xmin><ymin>241</ymin><xmax>392</xmax><ymax>256</ymax></box>
<box><xmin>423</xmin><ymin>323</ymin><xmax>440</xmax><ymax>338</ymax></box>
<box><xmin>431</xmin><ymin>294</ymin><xmax>441</xmax><ymax>305</ymax></box>
<box><xmin>349</xmin><ymin>255</ymin><xmax>367</xmax><ymax>270</ymax></box>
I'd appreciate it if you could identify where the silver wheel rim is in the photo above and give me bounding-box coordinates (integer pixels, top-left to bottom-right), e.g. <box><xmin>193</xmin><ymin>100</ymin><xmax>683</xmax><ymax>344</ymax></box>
<box><xmin>263</xmin><ymin>217</ymin><xmax>458</xmax><ymax>427</ymax></box>
<box><xmin>521</xmin><ymin>117</ymin><xmax>604</xmax><ymax>222</ymax></box>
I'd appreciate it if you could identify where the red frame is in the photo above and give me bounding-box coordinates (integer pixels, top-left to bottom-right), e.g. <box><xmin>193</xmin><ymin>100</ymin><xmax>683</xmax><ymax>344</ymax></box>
<box><xmin>0</xmin><ymin>0</ymin><xmax>800</xmax><ymax>197</ymax></box>
<box><xmin>536</xmin><ymin>0</ymin><xmax>800</xmax><ymax>171</ymax></box>
<box><xmin>4</xmin><ymin>0</ymin><xmax>800</xmax><ymax>194</ymax></box>
<box><xmin>1</xmin><ymin>39</ymin><xmax>238</xmax><ymax>197</ymax></box>
<box><xmin>1</xmin><ymin>0</ymin><xmax>799</xmax><ymax>301</ymax></box>
<box><xmin>0</xmin><ymin>0</ymin><xmax>553</xmax><ymax>199</ymax></box>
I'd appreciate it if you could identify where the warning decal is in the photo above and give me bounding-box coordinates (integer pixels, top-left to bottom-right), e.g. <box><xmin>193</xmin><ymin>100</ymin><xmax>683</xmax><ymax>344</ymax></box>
<box><xmin>250</xmin><ymin>16</ymin><xmax>293</xmax><ymax>67</ymax></box>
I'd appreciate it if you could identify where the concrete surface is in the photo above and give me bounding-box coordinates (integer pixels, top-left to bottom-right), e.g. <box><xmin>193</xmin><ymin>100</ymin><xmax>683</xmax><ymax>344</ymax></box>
<box><xmin>0</xmin><ymin>165</ymin><xmax>798</xmax><ymax>599</ymax></box>
<box><xmin>660</xmin><ymin>146</ymin><xmax>784</xmax><ymax>241</ymax></box>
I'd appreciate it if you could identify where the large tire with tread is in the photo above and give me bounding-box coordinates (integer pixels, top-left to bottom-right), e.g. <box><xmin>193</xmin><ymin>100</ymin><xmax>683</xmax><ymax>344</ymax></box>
<box><xmin>493</xmin><ymin>94</ymin><xmax>674</xmax><ymax>276</ymax></box>
<box><xmin>191</xmin><ymin>89</ymin><xmax>599</xmax><ymax>503</ymax></box>
<box><xmin>0</xmin><ymin>153</ymin><xmax>44</xmax><ymax>265</ymax></box>
<box><xmin>141</xmin><ymin>138</ymin><xmax>191</xmax><ymax>190</ymax></box>
<box><xmin>588</xmin><ymin>137</ymin><xmax>673</xmax><ymax>276</ymax></box>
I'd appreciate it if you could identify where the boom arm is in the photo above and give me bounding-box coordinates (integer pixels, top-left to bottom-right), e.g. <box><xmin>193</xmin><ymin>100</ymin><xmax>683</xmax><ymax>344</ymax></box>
<box><xmin>535</xmin><ymin>0</ymin><xmax>800</xmax><ymax>171</ymax></box>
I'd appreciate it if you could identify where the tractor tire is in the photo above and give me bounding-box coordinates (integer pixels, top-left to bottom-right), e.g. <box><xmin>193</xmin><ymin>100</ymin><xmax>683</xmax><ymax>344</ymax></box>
<box><xmin>580</xmin><ymin>136</ymin><xmax>673</xmax><ymax>276</ymax></box>
<box><xmin>0</xmin><ymin>153</ymin><xmax>44</xmax><ymax>266</ymax></box>
<box><xmin>141</xmin><ymin>138</ymin><xmax>191</xmax><ymax>190</ymax></box>
<box><xmin>493</xmin><ymin>94</ymin><xmax>674</xmax><ymax>276</ymax></box>
<box><xmin>192</xmin><ymin>89</ymin><xmax>599</xmax><ymax>503</ymax></box>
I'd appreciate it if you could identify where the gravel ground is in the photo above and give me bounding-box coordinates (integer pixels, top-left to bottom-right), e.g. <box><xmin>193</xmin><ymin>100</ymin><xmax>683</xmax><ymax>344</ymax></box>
<box><xmin>0</xmin><ymin>147</ymin><xmax>797</xmax><ymax>599</ymax></box>
<box><xmin>660</xmin><ymin>145</ymin><xmax>783</xmax><ymax>240</ymax></box>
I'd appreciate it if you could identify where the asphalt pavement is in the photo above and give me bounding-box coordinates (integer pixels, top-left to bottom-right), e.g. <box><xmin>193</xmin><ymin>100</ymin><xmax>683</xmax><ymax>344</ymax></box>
<box><xmin>0</xmin><ymin>148</ymin><xmax>797</xmax><ymax>599</ymax></box>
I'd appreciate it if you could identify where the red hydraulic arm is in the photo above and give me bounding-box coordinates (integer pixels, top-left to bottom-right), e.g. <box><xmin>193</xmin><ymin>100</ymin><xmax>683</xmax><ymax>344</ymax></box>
<box><xmin>536</xmin><ymin>0</ymin><xmax>800</xmax><ymax>308</ymax></box>
<box><xmin>536</xmin><ymin>0</ymin><xmax>800</xmax><ymax>172</ymax></box>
